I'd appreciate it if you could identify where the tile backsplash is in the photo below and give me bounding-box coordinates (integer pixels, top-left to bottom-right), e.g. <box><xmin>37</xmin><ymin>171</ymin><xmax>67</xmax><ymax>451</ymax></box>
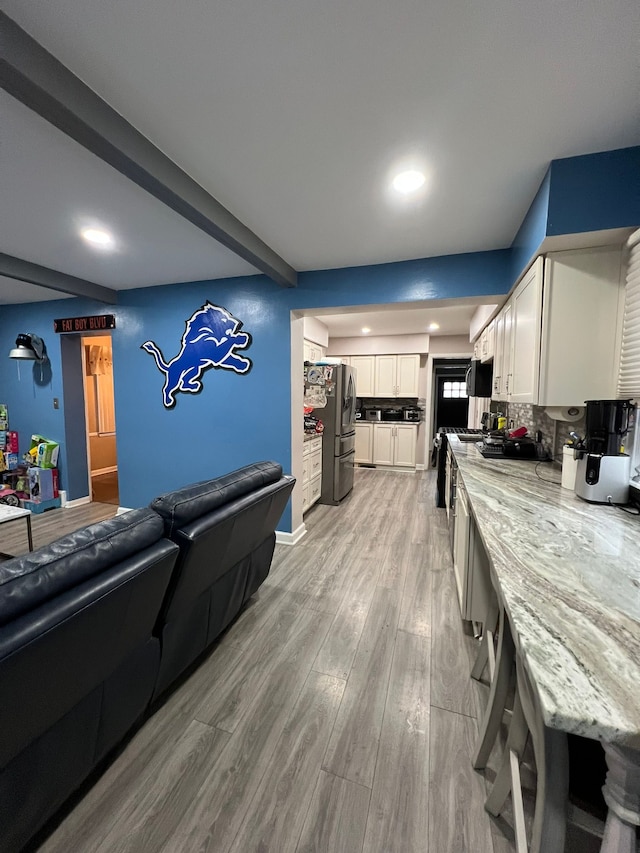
<box><xmin>358</xmin><ymin>397</ymin><xmax>420</xmax><ymax>409</ymax></box>
<box><xmin>504</xmin><ymin>402</ymin><xmax>586</xmax><ymax>462</ymax></box>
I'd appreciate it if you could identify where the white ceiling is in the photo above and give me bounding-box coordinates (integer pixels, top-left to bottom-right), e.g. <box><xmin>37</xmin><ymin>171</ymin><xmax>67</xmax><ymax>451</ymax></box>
<box><xmin>1</xmin><ymin>0</ymin><xmax>639</xmax><ymax>303</ymax></box>
<box><xmin>319</xmin><ymin>303</ymin><xmax>482</xmax><ymax>338</ymax></box>
<box><xmin>0</xmin><ymin>91</ymin><xmax>258</xmax><ymax>299</ymax></box>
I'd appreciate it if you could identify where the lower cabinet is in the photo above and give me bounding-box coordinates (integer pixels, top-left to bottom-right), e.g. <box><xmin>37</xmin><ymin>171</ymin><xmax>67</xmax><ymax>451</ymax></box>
<box><xmin>372</xmin><ymin>424</ymin><xmax>417</xmax><ymax>468</ymax></box>
<box><xmin>302</xmin><ymin>436</ymin><xmax>323</xmax><ymax>513</ymax></box>
<box><xmin>355</xmin><ymin>423</ymin><xmax>373</xmax><ymax>464</ymax></box>
<box><xmin>453</xmin><ymin>480</ymin><xmax>492</xmax><ymax>622</ymax></box>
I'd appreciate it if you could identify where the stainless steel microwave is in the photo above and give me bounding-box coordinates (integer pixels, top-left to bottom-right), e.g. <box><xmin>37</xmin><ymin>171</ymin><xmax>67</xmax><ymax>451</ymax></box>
<box><xmin>466</xmin><ymin>359</ymin><xmax>492</xmax><ymax>397</ymax></box>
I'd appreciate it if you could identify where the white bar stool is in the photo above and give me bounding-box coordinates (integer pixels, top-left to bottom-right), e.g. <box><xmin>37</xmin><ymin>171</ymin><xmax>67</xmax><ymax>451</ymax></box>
<box><xmin>484</xmin><ymin>652</ymin><xmax>569</xmax><ymax>853</ymax></box>
<box><xmin>471</xmin><ymin>590</ymin><xmax>516</xmax><ymax>770</ymax></box>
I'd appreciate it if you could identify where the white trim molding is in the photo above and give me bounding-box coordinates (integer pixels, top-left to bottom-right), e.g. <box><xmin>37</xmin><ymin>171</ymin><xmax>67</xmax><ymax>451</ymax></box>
<box><xmin>64</xmin><ymin>496</ymin><xmax>91</xmax><ymax>508</ymax></box>
<box><xmin>91</xmin><ymin>465</ymin><xmax>118</xmax><ymax>476</ymax></box>
<box><xmin>276</xmin><ymin>523</ymin><xmax>307</xmax><ymax>546</ymax></box>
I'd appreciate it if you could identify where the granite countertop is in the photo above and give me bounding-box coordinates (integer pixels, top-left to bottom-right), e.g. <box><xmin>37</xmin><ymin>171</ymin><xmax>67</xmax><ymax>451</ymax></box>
<box><xmin>304</xmin><ymin>433</ymin><xmax>323</xmax><ymax>442</ymax></box>
<box><xmin>449</xmin><ymin>436</ymin><xmax>640</xmax><ymax>747</ymax></box>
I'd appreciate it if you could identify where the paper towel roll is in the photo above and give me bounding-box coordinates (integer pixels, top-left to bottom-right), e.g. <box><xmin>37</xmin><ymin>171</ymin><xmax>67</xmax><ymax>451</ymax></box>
<box><xmin>544</xmin><ymin>406</ymin><xmax>584</xmax><ymax>422</ymax></box>
<box><xmin>561</xmin><ymin>446</ymin><xmax>579</xmax><ymax>490</ymax></box>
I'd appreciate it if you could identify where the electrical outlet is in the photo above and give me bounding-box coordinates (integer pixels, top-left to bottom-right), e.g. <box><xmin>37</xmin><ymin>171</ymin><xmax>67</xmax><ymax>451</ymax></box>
<box><xmin>53</xmin><ymin>397</ymin><xmax>59</xmax><ymax>409</ymax></box>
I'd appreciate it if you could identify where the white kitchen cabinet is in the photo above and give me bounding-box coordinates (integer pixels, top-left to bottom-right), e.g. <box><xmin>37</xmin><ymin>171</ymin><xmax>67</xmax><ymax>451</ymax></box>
<box><xmin>480</xmin><ymin>319</ymin><xmax>495</xmax><ymax>363</ymax></box>
<box><xmin>453</xmin><ymin>479</ymin><xmax>492</xmax><ymax>622</ymax></box>
<box><xmin>374</xmin><ymin>355</ymin><xmax>396</xmax><ymax>396</ymax></box>
<box><xmin>302</xmin><ymin>436</ymin><xmax>323</xmax><ymax>514</ymax></box>
<box><xmin>453</xmin><ymin>479</ymin><xmax>470</xmax><ymax>611</ymax></box>
<box><xmin>538</xmin><ymin>246</ymin><xmax>625</xmax><ymax>406</ymax></box>
<box><xmin>509</xmin><ymin>257</ymin><xmax>543</xmax><ymax>404</ymax></box>
<box><xmin>489</xmin><ymin>247</ymin><xmax>625</xmax><ymax>407</ymax></box>
<box><xmin>466</xmin><ymin>517</ymin><xmax>493</xmax><ymax>623</ymax></box>
<box><xmin>326</xmin><ymin>355</ymin><xmax>350</xmax><ymax>365</ymax></box>
<box><xmin>372</xmin><ymin>423</ymin><xmax>417</xmax><ymax>467</ymax></box>
<box><xmin>394</xmin><ymin>424</ymin><xmax>417</xmax><ymax>467</ymax></box>
<box><xmin>396</xmin><ymin>354</ymin><xmax>420</xmax><ymax>396</ymax></box>
<box><xmin>372</xmin><ymin>423</ymin><xmax>395</xmax><ymax>465</ymax></box>
<box><xmin>373</xmin><ymin>354</ymin><xmax>420</xmax><ymax>397</ymax></box>
<box><xmin>303</xmin><ymin>339</ymin><xmax>326</xmax><ymax>363</ymax></box>
<box><xmin>350</xmin><ymin>355</ymin><xmax>375</xmax><ymax>396</ymax></box>
<box><xmin>492</xmin><ymin>303</ymin><xmax>510</xmax><ymax>400</ymax></box>
<box><xmin>355</xmin><ymin>423</ymin><xmax>373</xmax><ymax>464</ymax></box>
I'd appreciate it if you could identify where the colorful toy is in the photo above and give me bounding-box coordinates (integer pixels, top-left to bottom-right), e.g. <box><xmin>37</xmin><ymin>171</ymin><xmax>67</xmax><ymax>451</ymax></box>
<box><xmin>0</xmin><ymin>487</ymin><xmax>20</xmax><ymax>507</ymax></box>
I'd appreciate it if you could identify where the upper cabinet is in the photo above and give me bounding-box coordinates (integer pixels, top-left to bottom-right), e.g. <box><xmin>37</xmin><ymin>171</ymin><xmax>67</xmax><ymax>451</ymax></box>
<box><xmin>489</xmin><ymin>247</ymin><xmax>625</xmax><ymax>407</ymax></box>
<box><xmin>326</xmin><ymin>352</ymin><xmax>420</xmax><ymax>398</ymax></box>
<box><xmin>509</xmin><ymin>257</ymin><xmax>544</xmax><ymax>404</ymax></box>
<box><xmin>539</xmin><ymin>246</ymin><xmax>625</xmax><ymax>406</ymax></box>
<box><xmin>350</xmin><ymin>355</ymin><xmax>375</xmax><ymax>396</ymax></box>
<box><xmin>479</xmin><ymin>319</ymin><xmax>495</xmax><ymax>363</ymax></box>
<box><xmin>492</xmin><ymin>300</ymin><xmax>513</xmax><ymax>400</ymax></box>
<box><xmin>303</xmin><ymin>339</ymin><xmax>326</xmax><ymax>362</ymax></box>
<box><xmin>374</xmin><ymin>355</ymin><xmax>396</xmax><ymax>396</ymax></box>
<box><xmin>374</xmin><ymin>354</ymin><xmax>420</xmax><ymax>397</ymax></box>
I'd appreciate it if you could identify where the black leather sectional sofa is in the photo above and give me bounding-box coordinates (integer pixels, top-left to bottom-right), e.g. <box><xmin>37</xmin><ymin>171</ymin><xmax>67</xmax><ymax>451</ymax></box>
<box><xmin>0</xmin><ymin>461</ymin><xmax>294</xmax><ymax>853</ymax></box>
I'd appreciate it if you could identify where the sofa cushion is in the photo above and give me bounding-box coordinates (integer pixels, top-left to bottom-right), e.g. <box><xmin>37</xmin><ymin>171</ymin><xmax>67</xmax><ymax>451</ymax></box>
<box><xmin>150</xmin><ymin>461</ymin><xmax>284</xmax><ymax>536</ymax></box>
<box><xmin>0</xmin><ymin>508</ymin><xmax>164</xmax><ymax>626</ymax></box>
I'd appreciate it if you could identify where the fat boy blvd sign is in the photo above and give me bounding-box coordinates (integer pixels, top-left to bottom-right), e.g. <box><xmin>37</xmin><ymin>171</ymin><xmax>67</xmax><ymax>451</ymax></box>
<box><xmin>54</xmin><ymin>315</ymin><xmax>116</xmax><ymax>333</ymax></box>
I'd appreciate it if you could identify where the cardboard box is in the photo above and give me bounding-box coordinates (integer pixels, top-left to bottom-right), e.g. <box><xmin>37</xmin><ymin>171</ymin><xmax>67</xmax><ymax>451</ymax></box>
<box><xmin>28</xmin><ymin>467</ymin><xmax>55</xmax><ymax>502</ymax></box>
<box><xmin>51</xmin><ymin>468</ymin><xmax>59</xmax><ymax>498</ymax></box>
<box><xmin>21</xmin><ymin>497</ymin><xmax>61</xmax><ymax>514</ymax></box>
<box><xmin>30</xmin><ymin>435</ymin><xmax>60</xmax><ymax>469</ymax></box>
<box><xmin>4</xmin><ymin>453</ymin><xmax>18</xmax><ymax>470</ymax></box>
<box><xmin>6</xmin><ymin>431</ymin><xmax>18</xmax><ymax>454</ymax></box>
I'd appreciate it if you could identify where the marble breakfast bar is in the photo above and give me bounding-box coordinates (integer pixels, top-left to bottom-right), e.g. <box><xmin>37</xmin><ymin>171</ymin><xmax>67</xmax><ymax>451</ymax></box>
<box><xmin>448</xmin><ymin>436</ymin><xmax>640</xmax><ymax>853</ymax></box>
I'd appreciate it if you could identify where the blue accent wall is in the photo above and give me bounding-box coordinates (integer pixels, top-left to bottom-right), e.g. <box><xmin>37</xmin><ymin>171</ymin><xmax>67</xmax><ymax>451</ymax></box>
<box><xmin>293</xmin><ymin>250</ymin><xmax>512</xmax><ymax>308</ymax></box>
<box><xmin>0</xmin><ymin>249</ymin><xmax>513</xmax><ymax>530</ymax></box>
<box><xmin>510</xmin><ymin>168</ymin><xmax>551</xmax><ymax>283</ymax></box>
<box><xmin>547</xmin><ymin>146</ymin><xmax>640</xmax><ymax>237</ymax></box>
<box><xmin>0</xmin><ymin>296</ymin><xmax>110</xmax><ymax>499</ymax></box>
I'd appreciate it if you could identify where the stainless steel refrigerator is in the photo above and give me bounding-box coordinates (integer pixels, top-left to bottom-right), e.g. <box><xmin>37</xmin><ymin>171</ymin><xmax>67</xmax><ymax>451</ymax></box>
<box><xmin>319</xmin><ymin>364</ymin><xmax>357</xmax><ymax>505</ymax></box>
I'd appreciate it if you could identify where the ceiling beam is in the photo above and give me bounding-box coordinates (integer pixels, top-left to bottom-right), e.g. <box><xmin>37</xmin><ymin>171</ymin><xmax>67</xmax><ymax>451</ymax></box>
<box><xmin>0</xmin><ymin>254</ymin><xmax>119</xmax><ymax>304</ymax></box>
<box><xmin>0</xmin><ymin>12</ymin><xmax>298</xmax><ymax>288</ymax></box>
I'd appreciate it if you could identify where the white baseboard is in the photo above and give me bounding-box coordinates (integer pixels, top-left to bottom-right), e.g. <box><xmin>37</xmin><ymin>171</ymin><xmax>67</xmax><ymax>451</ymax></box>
<box><xmin>91</xmin><ymin>466</ymin><xmax>118</xmax><ymax>476</ymax></box>
<box><xmin>276</xmin><ymin>523</ymin><xmax>307</xmax><ymax>546</ymax></box>
<box><xmin>116</xmin><ymin>506</ymin><xmax>134</xmax><ymax>515</ymax></box>
<box><xmin>416</xmin><ymin>463</ymin><xmax>425</xmax><ymax>471</ymax></box>
<box><xmin>64</xmin><ymin>496</ymin><xmax>91</xmax><ymax>508</ymax></box>
<box><xmin>357</xmin><ymin>464</ymin><xmax>419</xmax><ymax>474</ymax></box>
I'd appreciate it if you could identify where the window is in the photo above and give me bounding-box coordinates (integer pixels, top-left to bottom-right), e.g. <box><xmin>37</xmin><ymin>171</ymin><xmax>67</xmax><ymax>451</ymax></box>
<box><xmin>617</xmin><ymin>228</ymin><xmax>640</xmax><ymax>492</ymax></box>
<box><xmin>443</xmin><ymin>381</ymin><xmax>468</xmax><ymax>399</ymax></box>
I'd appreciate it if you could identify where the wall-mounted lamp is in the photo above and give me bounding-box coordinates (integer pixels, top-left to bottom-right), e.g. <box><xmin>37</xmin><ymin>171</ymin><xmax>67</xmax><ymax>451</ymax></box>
<box><xmin>9</xmin><ymin>333</ymin><xmax>48</xmax><ymax>362</ymax></box>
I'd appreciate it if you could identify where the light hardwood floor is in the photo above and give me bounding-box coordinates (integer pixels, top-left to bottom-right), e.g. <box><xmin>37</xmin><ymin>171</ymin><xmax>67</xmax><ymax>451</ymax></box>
<box><xmin>22</xmin><ymin>470</ymin><xmax>520</xmax><ymax>852</ymax></box>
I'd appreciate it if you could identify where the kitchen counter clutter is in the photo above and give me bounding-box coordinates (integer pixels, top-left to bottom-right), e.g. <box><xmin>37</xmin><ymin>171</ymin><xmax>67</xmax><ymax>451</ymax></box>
<box><xmin>449</xmin><ymin>435</ymin><xmax>640</xmax><ymax>746</ymax></box>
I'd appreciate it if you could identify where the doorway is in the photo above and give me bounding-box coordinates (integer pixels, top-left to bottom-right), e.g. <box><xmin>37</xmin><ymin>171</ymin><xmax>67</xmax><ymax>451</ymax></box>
<box><xmin>82</xmin><ymin>334</ymin><xmax>119</xmax><ymax>505</ymax></box>
<box><xmin>432</xmin><ymin>358</ymin><xmax>470</xmax><ymax>431</ymax></box>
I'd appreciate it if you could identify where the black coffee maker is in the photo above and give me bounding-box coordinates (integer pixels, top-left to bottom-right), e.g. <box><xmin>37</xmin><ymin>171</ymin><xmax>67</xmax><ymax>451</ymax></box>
<box><xmin>575</xmin><ymin>399</ymin><xmax>633</xmax><ymax>504</ymax></box>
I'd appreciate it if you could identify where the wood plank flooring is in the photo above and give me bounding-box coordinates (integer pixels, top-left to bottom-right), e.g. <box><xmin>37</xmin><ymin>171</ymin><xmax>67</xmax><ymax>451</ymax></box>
<box><xmin>0</xmin><ymin>500</ymin><xmax>118</xmax><ymax>557</ymax></box>
<box><xmin>27</xmin><ymin>468</ymin><xmax>521</xmax><ymax>853</ymax></box>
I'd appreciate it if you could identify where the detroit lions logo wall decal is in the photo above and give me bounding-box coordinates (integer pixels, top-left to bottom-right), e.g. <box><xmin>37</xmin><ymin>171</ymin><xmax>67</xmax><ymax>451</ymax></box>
<box><xmin>141</xmin><ymin>302</ymin><xmax>252</xmax><ymax>408</ymax></box>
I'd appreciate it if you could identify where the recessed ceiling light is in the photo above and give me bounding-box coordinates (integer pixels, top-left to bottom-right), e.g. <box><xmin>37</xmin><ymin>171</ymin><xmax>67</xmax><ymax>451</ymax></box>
<box><xmin>361</xmin><ymin>327</ymin><xmax>371</xmax><ymax>334</ymax></box>
<box><xmin>428</xmin><ymin>322</ymin><xmax>440</xmax><ymax>331</ymax></box>
<box><xmin>392</xmin><ymin>170</ymin><xmax>426</xmax><ymax>195</ymax></box>
<box><xmin>81</xmin><ymin>227</ymin><xmax>114</xmax><ymax>248</ymax></box>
